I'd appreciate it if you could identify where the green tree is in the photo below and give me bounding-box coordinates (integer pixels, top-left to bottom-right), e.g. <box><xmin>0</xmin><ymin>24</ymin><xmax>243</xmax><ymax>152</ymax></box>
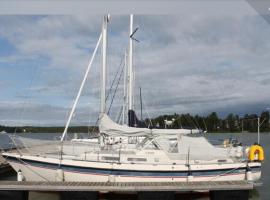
<box><xmin>260</xmin><ymin>111</ymin><xmax>270</xmax><ymax>132</ymax></box>
<box><xmin>226</xmin><ymin>113</ymin><xmax>237</xmax><ymax>132</ymax></box>
<box><xmin>206</xmin><ymin>112</ymin><xmax>219</xmax><ymax>132</ymax></box>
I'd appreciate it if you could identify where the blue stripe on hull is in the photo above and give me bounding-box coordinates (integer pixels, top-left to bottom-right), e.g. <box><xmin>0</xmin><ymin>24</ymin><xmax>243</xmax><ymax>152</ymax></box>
<box><xmin>5</xmin><ymin>156</ymin><xmax>261</xmax><ymax>177</ymax></box>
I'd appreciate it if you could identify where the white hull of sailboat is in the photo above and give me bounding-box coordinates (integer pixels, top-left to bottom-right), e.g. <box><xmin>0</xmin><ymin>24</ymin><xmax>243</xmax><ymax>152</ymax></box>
<box><xmin>4</xmin><ymin>153</ymin><xmax>261</xmax><ymax>182</ymax></box>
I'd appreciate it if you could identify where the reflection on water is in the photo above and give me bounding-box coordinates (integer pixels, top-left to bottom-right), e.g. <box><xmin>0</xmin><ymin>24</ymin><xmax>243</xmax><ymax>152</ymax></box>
<box><xmin>0</xmin><ymin>132</ymin><xmax>269</xmax><ymax>200</ymax></box>
<box><xmin>250</xmin><ymin>190</ymin><xmax>260</xmax><ymax>200</ymax></box>
<box><xmin>0</xmin><ymin>189</ymin><xmax>263</xmax><ymax>200</ymax></box>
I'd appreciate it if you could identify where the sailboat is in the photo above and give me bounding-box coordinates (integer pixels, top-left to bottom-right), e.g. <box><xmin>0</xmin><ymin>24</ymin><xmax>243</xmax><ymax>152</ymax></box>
<box><xmin>2</xmin><ymin>15</ymin><xmax>264</xmax><ymax>183</ymax></box>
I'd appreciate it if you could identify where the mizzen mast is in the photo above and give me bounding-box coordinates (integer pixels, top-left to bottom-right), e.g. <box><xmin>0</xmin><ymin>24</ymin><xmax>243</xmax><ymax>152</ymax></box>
<box><xmin>100</xmin><ymin>15</ymin><xmax>108</xmax><ymax>114</ymax></box>
<box><xmin>128</xmin><ymin>14</ymin><xmax>134</xmax><ymax>111</ymax></box>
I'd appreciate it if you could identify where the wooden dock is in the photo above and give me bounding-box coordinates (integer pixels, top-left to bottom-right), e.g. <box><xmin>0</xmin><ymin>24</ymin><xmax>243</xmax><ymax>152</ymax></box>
<box><xmin>0</xmin><ymin>180</ymin><xmax>257</xmax><ymax>192</ymax></box>
<box><xmin>0</xmin><ymin>180</ymin><xmax>261</xmax><ymax>200</ymax></box>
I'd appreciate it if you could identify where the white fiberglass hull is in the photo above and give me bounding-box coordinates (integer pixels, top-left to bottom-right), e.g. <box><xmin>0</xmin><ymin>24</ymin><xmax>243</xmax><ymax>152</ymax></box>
<box><xmin>3</xmin><ymin>153</ymin><xmax>261</xmax><ymax>183</ymax></box>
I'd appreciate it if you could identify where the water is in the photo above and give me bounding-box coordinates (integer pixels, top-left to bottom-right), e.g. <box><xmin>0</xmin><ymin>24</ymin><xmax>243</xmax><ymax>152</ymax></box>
<box><xmin>0</xmin><ymin>132</ymin><xmax>269</xmax><ymax>199</ymax></box>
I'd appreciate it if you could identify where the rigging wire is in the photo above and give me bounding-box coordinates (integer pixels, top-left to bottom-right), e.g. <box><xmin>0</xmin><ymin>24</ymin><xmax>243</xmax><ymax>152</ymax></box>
<box><xmin>192</xmin><ymin>115</ymin><xmax>201</xmax><ymax>129</ymax></box>
<box><xmin>182</xmin><ymin>114</ymin><xmax>196</xmax><ymax>129</ymax></box>
<box><xmin>116</xmin><ymin>106</ymin><xmax>124</xmax><ymax>124</ymax></box>
<box><xmin>87</xmin><ymin>53</ymin><xmax>125</xmax><ymax>135</ymax></box>
<box><xmin>141</xmin><ymin>99</ymin><xmax>153</xmax><ymax>127</ymax></box>
<box><xmin>209</xmin><ymin>163</ymin><xmax>246</xmax><ymax>181</ymax></box>
<box><xmin>131</xmin><ymin>64</ymin><xmax>154</xmax><ymax>126</ymax></box>
<box><xmin>105</xmin><ymin>55</ymin><xmax>125</xmax><ymax>103</ymax></box>
<box><xmin>3</xmin><ymin>134</ymin><xmax>50</xmax><ymax>181</ymax></box>
<box><xmin>186</xmin><ymin>114</ymin><xmax>199</xmax><ymax>129</ymax></box>
<box><xmin>134</xmin><ymin>67</ymin><xmax>153</xmax><ymax>127</ymax></box>
<box><xmin>107</xmin><ymin>58</ymin><xmax>125</xmax><ymax>115</ymax></box>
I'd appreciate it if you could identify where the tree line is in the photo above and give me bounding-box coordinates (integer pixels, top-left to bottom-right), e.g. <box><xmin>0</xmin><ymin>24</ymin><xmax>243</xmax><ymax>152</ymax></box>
<box><xmin>0</xmin><ymin>125</ymin><xmax>98</xmax><ymax>134</ymax></box>
<box><xmin>145</xmin><ymin>111</ymin><xmax>270</xmax><ymax>133</ymax></box>
<box><xmin>0</xmin><ymin>111</ymin><xmax>269</xmax><ymax>133</ymax></box>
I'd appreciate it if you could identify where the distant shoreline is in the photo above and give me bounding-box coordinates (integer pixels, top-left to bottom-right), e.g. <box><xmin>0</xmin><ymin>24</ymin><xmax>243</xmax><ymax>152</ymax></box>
<box><xmin>0</xmin><ymin>126</ymin><xmax>98</xmax><ymax>133</ymax></box>
<box><xmin>1</xmin><ymin>111</ymin><xmax>269</xmax><ymax>133</ymax></box>
<box><xmin>0</xmin><ymin>125</ymin><xmax>269</xmax><ymax>134</ymax></box>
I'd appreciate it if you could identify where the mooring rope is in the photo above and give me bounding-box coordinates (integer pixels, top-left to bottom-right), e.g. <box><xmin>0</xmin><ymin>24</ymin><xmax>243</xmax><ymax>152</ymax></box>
<box><xmin>208</xmin><ymin>163</ymin><xmax>246</xmax><ymax>181</ymax></box>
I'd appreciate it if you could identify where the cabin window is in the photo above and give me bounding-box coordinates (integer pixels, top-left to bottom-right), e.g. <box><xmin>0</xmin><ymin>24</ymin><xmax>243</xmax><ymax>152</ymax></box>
<box><xmin>217</xmin><ymin>159</ymin><xmax>227</xmax><ymax>163</ymax></box>
<box><xmin>154</xmin><ymin>158</ymin><xmax>159</xmax><ymax>162</ymax></box>
<box><xmin>101</xmin><ymin>156</ymin><xmax>119</xmax><ymax>161</ymax></box>
<box><xmin>127</xmin><ymin>157</ymin><xmax>147</xmax><ymax>162</ymax></box>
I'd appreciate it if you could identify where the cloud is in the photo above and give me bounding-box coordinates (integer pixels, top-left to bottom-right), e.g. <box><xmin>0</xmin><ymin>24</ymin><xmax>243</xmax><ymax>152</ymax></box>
<box><xmin>0</xmin><ymin>101</ymin><xmax>100</xmax><ymax>126</ymax></box>
<box><xmin>0</xmin><ymin>12</ymin><xmax>270</xmax><ymax>125</ymax></box>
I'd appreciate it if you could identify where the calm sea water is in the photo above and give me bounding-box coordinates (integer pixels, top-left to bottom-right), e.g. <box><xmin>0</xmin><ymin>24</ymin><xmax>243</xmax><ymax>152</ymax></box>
<box><xmin>0</xmin><ymin>132</ymin><xmax>269</xmax><ymax>200</ymax></box>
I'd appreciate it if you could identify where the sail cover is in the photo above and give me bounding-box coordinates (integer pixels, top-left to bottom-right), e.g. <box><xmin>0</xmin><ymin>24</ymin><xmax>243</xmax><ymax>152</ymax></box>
<box><xmin>177</xmin><ymin>136</ymin><xmax>229</xmax><ymax>160</ymax></box>
<box><xmin>99</xmin><ymin>114</ymin><xmax>195</xmax><ymax>136</ymax></box>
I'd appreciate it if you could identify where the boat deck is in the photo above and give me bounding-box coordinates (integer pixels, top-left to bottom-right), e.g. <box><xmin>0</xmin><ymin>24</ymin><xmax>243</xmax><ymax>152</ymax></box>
<box><xmin>0</xmin><ymin>180</ymin><xmax>260</xmax><ymax>192</ymax></box>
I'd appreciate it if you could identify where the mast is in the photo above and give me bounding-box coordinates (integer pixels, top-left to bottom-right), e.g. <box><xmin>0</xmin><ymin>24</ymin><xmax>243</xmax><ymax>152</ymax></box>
<box><xmin>139</xmin><ymin>87</ymin><xmax>143</xmax><ymax>121</ymax></box>
<box><xmin>122</xmin><ymin>50</ymin><xmax>127</xmax><ymax>124</ymax></box>
<box><xmin>100</xmin><ymin>15</ymin><xmax>108</xmax><ymax>114</ymax></box>
<box><xmin>128</xmin><ymin>14</ymin><xmax>134</xmax><ymax>111</ymax></box>
<box><xmin>257</xmin><ymin>117</ymin><xmax>260</xmax><ymax>144</ymax></box>
<box><xmin>241</xmin><ymin>119</ymin><xmax>243</xmax><ymax>133</ymax></box>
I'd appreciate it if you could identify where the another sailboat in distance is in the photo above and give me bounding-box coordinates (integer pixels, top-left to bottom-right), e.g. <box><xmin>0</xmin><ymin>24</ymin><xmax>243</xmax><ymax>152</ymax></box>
<box><xmin>2</xmin><ymin>15</ymin><xmax>264</xmax><ymax>183</ymax></box>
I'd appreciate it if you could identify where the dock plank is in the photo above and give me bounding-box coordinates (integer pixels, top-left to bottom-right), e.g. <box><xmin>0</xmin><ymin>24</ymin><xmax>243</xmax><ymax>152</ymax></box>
<box><xmin>0</xmin><ymin>180</ymin><xmax>255</xmax><ymax>192</ymax></box>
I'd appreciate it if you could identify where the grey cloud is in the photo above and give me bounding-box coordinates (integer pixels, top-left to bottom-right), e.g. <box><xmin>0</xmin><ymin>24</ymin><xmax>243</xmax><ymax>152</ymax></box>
<box><xmin>0</xmin><ymin>101</ymin><xmax>99</xmax><ymax>126</ymax></box>
<box><xmin>1</xmin><ymin>12</ymin><xmax>270</xmax><ymax>125</ymax></box>
<box><xmin>0</xmin><ymin>1</ymin><xmax>257</xmax><ymax>15</ymax></box>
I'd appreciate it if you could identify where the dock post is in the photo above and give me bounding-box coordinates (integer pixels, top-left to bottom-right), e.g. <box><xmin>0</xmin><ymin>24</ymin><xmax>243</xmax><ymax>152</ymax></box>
<box><xmin>29</xmin><ymin>191</ymin><xmax>60</xmax><ymax>200</ymax></box>
<box><xmin>0</xmin><ymin>191</ymin><xmax>28</xmax><ymax>200</ymax></box>
<box><xmin>210</xmin><ymin>190</ymin><xmax>249</xmax><ymax>200</ymax></box>
<box><xmin>137</xmin><ymin>191</ymin><xmax>175</xmax><ymax>200</ymax></box>
<box><xmin>60</xmin><ymin>191</ymin><xmax>98</xmax><ymax>200</ymax></box>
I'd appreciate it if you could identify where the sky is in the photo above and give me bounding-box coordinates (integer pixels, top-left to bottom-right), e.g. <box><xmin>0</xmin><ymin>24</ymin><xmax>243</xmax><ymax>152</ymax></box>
<box><xmin>0</xmin><ymin>2</ymin><xmax>270</xmax><ymax>126</ymax></box>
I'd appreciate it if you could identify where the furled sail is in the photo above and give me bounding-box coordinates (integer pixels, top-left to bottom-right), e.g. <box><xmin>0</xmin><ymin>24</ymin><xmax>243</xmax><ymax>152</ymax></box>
<box><xmin>99</xmin><ymin>113</ymin><xmax>150</xmax><ymax>136</ymax></box>
<box><xmin>99</xmin><ymin>114</ymin><xmax>197</xmax><ymax>136</ymax></box>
